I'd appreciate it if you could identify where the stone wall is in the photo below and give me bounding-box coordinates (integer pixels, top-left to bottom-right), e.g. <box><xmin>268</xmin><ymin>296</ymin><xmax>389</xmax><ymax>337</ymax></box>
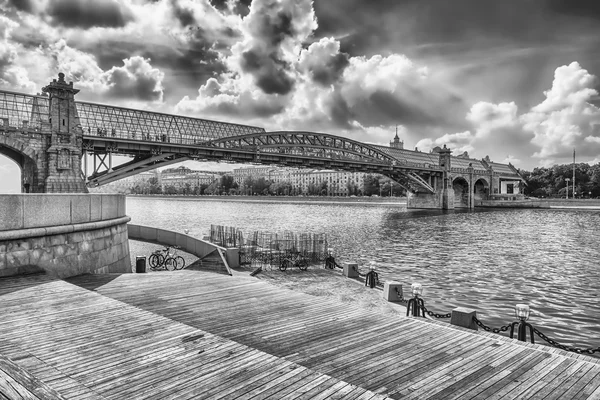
<box><xmin>0</xmin><ymin>194</ymin><xmax>130</xmax><ymax>278</ymax></box>
<box><xmin>407</xmin><ymin>189</ymin><xmax>455</xmax><ymax>209</ymax></box>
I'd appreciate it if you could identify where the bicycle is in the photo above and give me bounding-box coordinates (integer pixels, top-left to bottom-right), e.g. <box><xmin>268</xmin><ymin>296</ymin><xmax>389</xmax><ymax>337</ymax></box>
<box><xmin>149</xmin><ymin>246</ymin><xmax>185</xmax><ymax>271</ymax></box>
<box><xmin>279</xmin><ymin>251</ymin><xmax>309</xmax><ymax>272</ymax></box>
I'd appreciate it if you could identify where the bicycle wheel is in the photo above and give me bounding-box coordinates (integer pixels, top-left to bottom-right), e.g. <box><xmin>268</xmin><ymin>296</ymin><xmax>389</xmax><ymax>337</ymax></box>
<box><xmin>164</xmin><ymin>257</ymin><xmax>176</xmax><ymax>271</ymax></box>
<box><xmin>149</xmin><ymin>254</ymin><xmax>163</xmax><ymax>270</ymax></box>
<box><xmin>279</xmin><ymin>259</ymin><xmax>290</xmax><ymax>271</ymax></box>
<box><xmin>175</xmin><ymin>256</ymin><xmax>185</xmax><ymax>270</ymax></box>
<box><xmin>298</xmin><ymin>259</ymin><xmax>308</xmax><ymax>271</ymax></box>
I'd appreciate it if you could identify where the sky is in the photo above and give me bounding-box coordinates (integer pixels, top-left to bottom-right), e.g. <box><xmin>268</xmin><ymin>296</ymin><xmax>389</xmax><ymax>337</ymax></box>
<box><xmin>1</xmin><ymin>0</ymin><xmax>600</xmax><ymax>193</ymax></box>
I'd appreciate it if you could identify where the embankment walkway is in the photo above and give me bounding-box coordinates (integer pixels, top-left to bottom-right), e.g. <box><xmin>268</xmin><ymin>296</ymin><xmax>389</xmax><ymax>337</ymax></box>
<box><xmin>1</xmin><ymin>271</ymin><xmax>599</xmax><ymax>399</ymax></box>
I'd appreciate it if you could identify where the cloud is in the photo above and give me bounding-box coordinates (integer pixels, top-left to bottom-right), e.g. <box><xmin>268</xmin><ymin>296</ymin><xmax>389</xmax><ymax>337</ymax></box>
<box><xmin>102</xmin><ymin>56</ymin><xmax>165</xmax><ymax>102</ymax></box>
<box><xmin>47</xmin><ymin>0</ymin><xmax>135</xmax><ymax>29</ymax></box>
<box><xmin>522</xmin><ymin>62</ymin><xmax>600</xmax><ymax>159</ymax></box>
<box><xmin>6</xmin><ymin>0</ymin><xmax>36</xmax><ymax>13</ymax></box>
<box><xmin>47</xmin><ymin>40</ymin><xmax>164</xmax><ymax>103</ymax></box>
<box><xmin>417</xmin><ymin>62</ymin><xmax>600</xmax><ymax>168</ymax></box>
<box><xmin>230</xmin><ymin>0</ymin><xmax>317</xmax><ymax>95</ymax></box>
<box><xmin>298</xmin><ymin>37</ymin><xmax>349</xmax><ymax>86</ymax></box>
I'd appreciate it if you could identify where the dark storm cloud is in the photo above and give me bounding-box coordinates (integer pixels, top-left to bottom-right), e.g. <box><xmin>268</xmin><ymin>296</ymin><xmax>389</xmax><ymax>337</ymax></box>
<box><xmin>105</xmin><ymin>68</ymin><xmax>162</xmax><ymax>102</ymax></box>
<box><xmin>307</xmin><ymin>53</ymin><xmax>349</xmax><ymax>86</ymax></box>
<box><xmin>47</xmin><ymin>0</ymin><xmax>134</xmax><ymax>29</ymax></box>
<box><xmin>7</xmin><ymin>0</ymin><xmax>35</xmax><ymax>12</ymax></box>
<box><xmin>237</xmin><ymin>1</ymin><xmax>307</xmax><ymax>96</ymax></box>
<box><xmin>241</xmin><ymin>50</ymin><xmax>294</xmax><ymax>95</ymax></box>
<box><xmin>209</xmin><ymin>0</ymin><xmax>252</xmax><ymax>16</ymax></box>
<box><xmin>313</xmin><ymin>0</ymin><xmax>566</xmax><ymax>57</ymax></box>
<box><xmin>170</xmin><ymin>0</ymin><xmax>196</xmax><ymax>27</ymax></box>
<box><xmin>326</xmin><ymin>92</ymin><xmax>354</xmax><ymax>129</ymax></box>
<box><xmin>548</xmin><ymin>0</ymin><xmax>600</xmax><ymax>20</ymax></box>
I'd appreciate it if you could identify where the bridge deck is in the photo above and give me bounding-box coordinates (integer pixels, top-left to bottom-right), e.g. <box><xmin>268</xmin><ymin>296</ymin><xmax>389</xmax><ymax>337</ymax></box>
<box><xmin>1</xmin><ymin>271</ymin><xmax>599</xmax><ymax>399</ymax></box>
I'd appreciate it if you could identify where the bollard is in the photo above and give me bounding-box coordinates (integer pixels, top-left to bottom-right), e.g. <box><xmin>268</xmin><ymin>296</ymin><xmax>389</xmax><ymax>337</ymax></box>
<box><xmin>343</xmin><ymin>262</ymin><xmax>359</xmax><ymax>278</ymax></box>
<box><xmin>450</xmin><ymin>307</ymin><xmax>478</xmax><ymax>331</ymax></box>
<box><xmin>383</xmin><ymin>282</ymin><xmax>403</xmax><ymax>302</ymax></box>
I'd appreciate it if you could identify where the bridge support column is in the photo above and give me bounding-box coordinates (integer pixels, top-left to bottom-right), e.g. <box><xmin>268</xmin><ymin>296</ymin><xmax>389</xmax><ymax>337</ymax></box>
<box><xmin>42</xmin><ymin>73</ymin><xmax>87</xmax><ymax>193</ymax></box>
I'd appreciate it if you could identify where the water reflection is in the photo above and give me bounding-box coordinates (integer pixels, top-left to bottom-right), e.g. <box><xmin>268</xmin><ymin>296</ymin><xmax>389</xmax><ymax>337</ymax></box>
<box><xmin>127</xmin><ymin>197</ymin><xmax>600</xmax><ymax>351</ymax></box>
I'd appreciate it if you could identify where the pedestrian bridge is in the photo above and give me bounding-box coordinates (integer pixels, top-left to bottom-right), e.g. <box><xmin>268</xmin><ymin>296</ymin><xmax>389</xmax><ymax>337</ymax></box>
<box><xmin>0</xmin><ymin>73</ymin><xmax>523</xmax><ymax>209</ymax></box>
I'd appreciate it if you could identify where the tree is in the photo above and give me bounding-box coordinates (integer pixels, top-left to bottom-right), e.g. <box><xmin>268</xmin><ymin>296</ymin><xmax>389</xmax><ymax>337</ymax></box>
<box><xmin>220</xmin><ymin>175</ymin><xmax>238</xmax><ymax>193</ymax></box>
<box><xmin>363</xmin><ymin>174</ymin><xmax>380</xmax><ymax>196</ymax></box>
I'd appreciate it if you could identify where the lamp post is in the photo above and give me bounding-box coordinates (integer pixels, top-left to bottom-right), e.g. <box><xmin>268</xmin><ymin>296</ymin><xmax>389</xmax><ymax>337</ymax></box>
<box><xmin>406</xmin><ymin>283</ymin><xmax>425</xmax><ymax>317</ymax></box>
<box><xmin>509</xmin><ymin>304</ymin><xmax>535</xmax><ymax>343</ymax></box>
<box><xmin>365</xmin><ymin>261</ymin><xmax>378</xmax><ymax>288</ymax></box>
<box><xmin>565</xmin><ymin>178</ymin><xmax>570</xmax><ymax>199</ymax></box>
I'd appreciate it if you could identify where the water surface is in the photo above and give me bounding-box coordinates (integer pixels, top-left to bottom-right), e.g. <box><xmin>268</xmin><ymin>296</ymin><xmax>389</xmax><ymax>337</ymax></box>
<box><xmin>127</xmin><ymin>196</ymin><xmax>600</xmax><ymax>351</ymax></box>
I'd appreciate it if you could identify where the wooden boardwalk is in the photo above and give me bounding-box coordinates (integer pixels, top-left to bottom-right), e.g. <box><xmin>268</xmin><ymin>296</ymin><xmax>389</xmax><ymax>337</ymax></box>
<box><xmin>1</xmin><ymin>271</ymin><xmax>599</xmax><ymax>399</ymax></box>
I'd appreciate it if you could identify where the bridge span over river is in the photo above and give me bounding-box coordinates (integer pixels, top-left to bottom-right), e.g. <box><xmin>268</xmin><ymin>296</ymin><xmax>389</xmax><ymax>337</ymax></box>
<box><xmin>0</xmin><ymin>73</ymin><xmax>523</xmax><ymax>209</ymax></box>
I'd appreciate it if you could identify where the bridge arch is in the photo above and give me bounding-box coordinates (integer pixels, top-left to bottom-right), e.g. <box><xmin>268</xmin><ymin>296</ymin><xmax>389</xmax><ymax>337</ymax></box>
<box><xmin>206</xmin><ymin>131</ymin><xmax>398</xmax><ymax>166</ymax></box>
<box><xmin>474</xmin><ymin>177</ymin><xmax>489</xmax><ymax>201</ymax></box>
<box><xmin>0</xmin><ymin>136</ymin><xmax>40</xmax><ymax>192</ymax></box>
<box><xmin>452</xmin><ymin>176</ymin><xmax>470</xmax><ymax>208</ymax></box>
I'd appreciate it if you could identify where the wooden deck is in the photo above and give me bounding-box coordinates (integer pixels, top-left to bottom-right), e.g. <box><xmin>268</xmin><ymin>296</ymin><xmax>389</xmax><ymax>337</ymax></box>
<box><xmin>1</xmin><ymin>271</ymin><xmax>600</xmax><ymax>399</ymax></box>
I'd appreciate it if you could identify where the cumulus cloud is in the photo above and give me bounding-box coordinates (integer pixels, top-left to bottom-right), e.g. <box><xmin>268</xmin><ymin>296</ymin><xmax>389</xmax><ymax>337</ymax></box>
<box><xmin>102</xmin><ymin>56</ymin><xmax>165</xmax><ymax>102</ymax></box>
<box><xmin>47</xmin><ymin>40</ymin><xmax>165</xmax><ymax>102</ymax></box>
<box><xmin>298</xmin><ymin>37</ymin><xmax>349</xmax><ymax>86</ymax></box>
<box><xmin>230</xmin><ymin>0</ymin><xmax>317</xmax><ymax>95</ymax></box>
<box><xmin>47</xmin><ymin>0</ymin><xmax>135</xmax><ymax>29</ymax></box>
<box><xmin>417</xmin><ymin>62</ymin><xmax>600</xmax><ymax>167</ymax></box>
<box><xmin>521</xmin><ymin>62</ymin><xmax>600</xmax><ymax>160</ymax></box>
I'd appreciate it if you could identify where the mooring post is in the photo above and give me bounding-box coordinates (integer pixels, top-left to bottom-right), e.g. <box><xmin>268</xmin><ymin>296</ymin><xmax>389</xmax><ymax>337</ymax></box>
<box><xmin>383</xmin><ymin>281</ymin><xmax>403</xmax><ymax>302</ymax></box>
<box><xmin>343</xmin><ymin>262</ymin><xmax>359</xmax><ymax>278</ymax></box>
<box><xmin>450</xmin><ymin>307</ymin><xmax>478</xmax><ymax>331</ymax></box>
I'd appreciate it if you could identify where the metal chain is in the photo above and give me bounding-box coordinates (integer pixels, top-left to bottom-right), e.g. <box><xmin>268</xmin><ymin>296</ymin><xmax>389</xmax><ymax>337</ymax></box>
<box><xmin>419</xmin><ymin>302</ymin><xmax>451</xmax><ymax>319</ymax></box>
<box><xmin>532</xmin><ymin>327</ymin><xmax>600</xmax><ymax>355</ymax></box>
<box><xmin>473</xmin><ymin>316</ymin><xmax>513</xmax><ymax>333</ymax></box>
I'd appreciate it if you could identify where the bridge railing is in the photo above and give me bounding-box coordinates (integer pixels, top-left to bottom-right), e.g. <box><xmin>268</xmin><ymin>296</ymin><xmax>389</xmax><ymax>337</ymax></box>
<box><xmin>76</xmin><ymin>101</ymin><xmax>264</xmax><ymax>144</ymax></box>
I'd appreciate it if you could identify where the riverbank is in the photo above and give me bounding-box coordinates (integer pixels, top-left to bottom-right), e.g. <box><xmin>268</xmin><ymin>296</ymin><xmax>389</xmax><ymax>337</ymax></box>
<box><xmin>478</xmin><ymin>198</ymin><xmax>600</xmax><ymax>209</ymax></box>
<box><xmin>127</xmin><ymin>194</ymin><xmax>407</xmax><ymax>206</ymax></box>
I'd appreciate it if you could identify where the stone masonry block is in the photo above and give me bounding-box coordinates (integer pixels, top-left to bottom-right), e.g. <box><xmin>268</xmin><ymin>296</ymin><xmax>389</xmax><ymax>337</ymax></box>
<box><xmin>343</xmin><ymin>262</ymin><xmax>359</xmax><ymax>278</ymax></box>
<box><xmin>70</xmin><ymin>195</ymin><xmax>91</xmax><ymax>224</ymax></box>
<box><xmin>23</xmin><ymin>195</ymin><xmax>71</xmax><ymax>229</ymax></box>
<box><xmin>383</xmin><ymin>282</ymin><xmax>403</xmax><ymax>302</ymax></box>
<box><xmin>450</xmin><ymin>307</ymin><xmax>478</xmax><ymax>331</ymax></box>
<box><xmin>69</xmin><ymin>231</ymin><xmax>85</xmax><ymax>244</ymax></box>
<box><xmin>78</xmin><ymin>240</ymin><xmax>93</xmax><ymax>254</ymax></box>
<box><xmin>101</xmin><ymin>195</ymin><xmax>119</xmax><ymax>220</ymax></box>
<box><xmin>6</xmin><ymin>250</ymin><xmax>31</xmax><ymax>268</ymax></box>
<box><xmin>0</xmin><ymin>195</ymin><xmax>24</xmax><ymax>230</ymax></box>
<box><xmin>90</xmin><ymin>195</ymin><xmax>102</xmax><ymax>221</ymax></box>
<box><xmin>47</xmin><ymin>234</ymin><xmax>68</xmax><ymax>247</ymax></box>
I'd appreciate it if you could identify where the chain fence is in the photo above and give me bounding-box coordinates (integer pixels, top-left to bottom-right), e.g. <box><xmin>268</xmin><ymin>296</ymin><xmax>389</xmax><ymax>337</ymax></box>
<box><xmin>260</xmin><ymin>253</ymin><xmax>600</xmax><ymax>356</ymax></box>
<box><xmin>532</xmin><ymin>327</ymin><xmax>600</xmax><ymax>355</ymax></box>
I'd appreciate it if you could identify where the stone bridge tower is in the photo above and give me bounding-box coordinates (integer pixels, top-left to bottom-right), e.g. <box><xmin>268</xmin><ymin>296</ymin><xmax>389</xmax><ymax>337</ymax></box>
<box><xmin>41</xmin><ymin>73</ymin><xmax>87</xmax><ymax>193</ymax></box>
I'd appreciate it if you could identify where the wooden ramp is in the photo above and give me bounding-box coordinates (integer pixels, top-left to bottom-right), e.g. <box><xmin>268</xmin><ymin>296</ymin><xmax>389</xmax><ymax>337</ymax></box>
<box><xmin>1</xmin><ymin>271</ymin><xmax>599</xmax><ymax>399</ymax></box>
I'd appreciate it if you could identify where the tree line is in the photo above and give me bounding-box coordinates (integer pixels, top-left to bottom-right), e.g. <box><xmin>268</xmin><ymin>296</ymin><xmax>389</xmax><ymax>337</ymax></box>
<box><xmin>127</xmin><ymin>174</ymin><xmax>406</xmax><ymax>197</ymax></box>
<box><xmin>520</xmin><ymin>162</ymin><xmax>600</xmax><ymax>198</ymax></box>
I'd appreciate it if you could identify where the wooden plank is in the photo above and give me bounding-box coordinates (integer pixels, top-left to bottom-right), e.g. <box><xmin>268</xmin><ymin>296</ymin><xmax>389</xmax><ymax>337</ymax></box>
<box><xmin>0</xmin><ymin>354</ymin><xmax>66</xmax><ymax>400</ymax></box>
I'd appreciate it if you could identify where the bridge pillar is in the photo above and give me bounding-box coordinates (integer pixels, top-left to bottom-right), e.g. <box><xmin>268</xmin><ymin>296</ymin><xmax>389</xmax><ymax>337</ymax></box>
<box><xmin>406</xmin><ymin>145</ymin><xmax>455</xmax><ymax>210</ymax></box>
<box><xmin>41</xmin><ymin>73</ymin><xmax>87</xmax><ymax>193</ymax></box>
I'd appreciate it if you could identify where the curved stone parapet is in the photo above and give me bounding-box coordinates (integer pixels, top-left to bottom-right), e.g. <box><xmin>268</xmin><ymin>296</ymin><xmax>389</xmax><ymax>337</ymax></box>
<box><xmin>0</xmin><ymin>194</ymin><xmax>131</xmax><ymax>278</ymax></box>
<box><xmin>128</xmin><ymin>224</ymin><xmax>238</xmax><ymax>273</ymax></box>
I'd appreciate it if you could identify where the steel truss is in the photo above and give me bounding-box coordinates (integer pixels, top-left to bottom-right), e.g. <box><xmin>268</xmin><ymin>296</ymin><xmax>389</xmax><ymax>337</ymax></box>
<box><xmin>76</xmin><ymin>101</ymin><xmax>264</xmax><ymax>143</ymax></box>
<box><xmin>205</xmin><ymin>131</ymin><xmax>398</xmax><ymax>165</ymax></box>
<box><xmin>0</xmin><ymin>91</ymin><xmax>49</xmax><ymax>129</ymax></box>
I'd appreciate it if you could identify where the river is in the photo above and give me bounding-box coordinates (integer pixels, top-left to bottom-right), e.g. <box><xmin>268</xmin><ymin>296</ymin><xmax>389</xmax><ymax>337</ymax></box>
<box><xmin>127</xmin><ymin>196</ymin><xmax>600</xmax><ymax>352</ymax></box>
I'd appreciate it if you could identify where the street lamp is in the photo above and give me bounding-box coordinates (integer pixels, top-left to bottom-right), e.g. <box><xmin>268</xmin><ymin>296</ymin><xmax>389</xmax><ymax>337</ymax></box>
<box><xmin>406</xmin><ymin>283</ymin><xmax>425</xmax><ymax>317</ymax></box>
<box><xmin>509</xmin><ymin>304</ymin><xmax>535</xmax><ymax>343</ymax></box>
<box><xmin>565</xmin><ymin>178</ymin><xmax>570</xmax><ymax>199</ymax></box>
